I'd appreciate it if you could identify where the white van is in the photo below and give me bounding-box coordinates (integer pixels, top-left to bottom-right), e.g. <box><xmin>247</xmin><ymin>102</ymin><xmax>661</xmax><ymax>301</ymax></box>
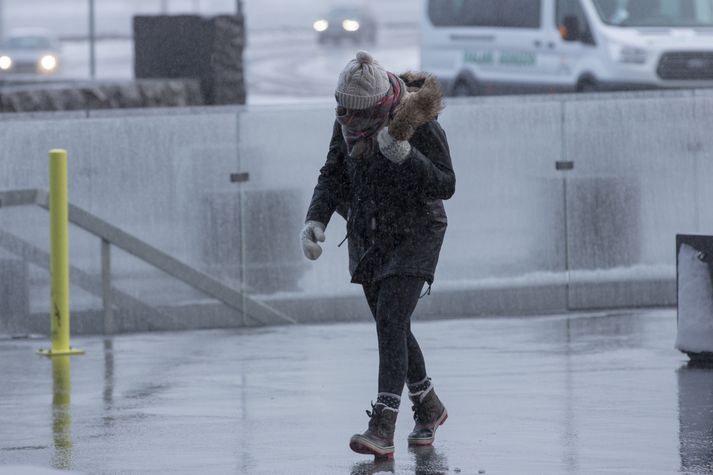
<box><xmin>421</xmin><ymin>0</ymin><xmax>713</xmax><ymax>95</ymax></box>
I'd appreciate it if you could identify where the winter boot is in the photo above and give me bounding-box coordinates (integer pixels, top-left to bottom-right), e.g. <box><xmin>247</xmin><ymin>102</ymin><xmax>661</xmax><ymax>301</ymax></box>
<box><xmin>349</xmin><ymin>396</ymin><xmax>399</xmax><ymax>458</ymax></box>
<box><xmin>407</xmin><ymin>380</ymin><xmax>447</xmax><ymax>446</ymax></box>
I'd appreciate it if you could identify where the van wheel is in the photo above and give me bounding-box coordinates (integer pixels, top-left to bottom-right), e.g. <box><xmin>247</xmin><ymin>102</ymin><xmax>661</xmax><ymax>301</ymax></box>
<box><xmin>452</xmin><ymin>80</ymin><xmax>474</xmax><ymax>97</ymax></box>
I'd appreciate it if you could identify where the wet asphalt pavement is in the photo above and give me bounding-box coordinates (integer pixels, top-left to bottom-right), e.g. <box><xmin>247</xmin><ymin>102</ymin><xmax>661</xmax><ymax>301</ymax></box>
<box><xmin>0</xmin><ymin>309</ymin><xmax>708</xmax><ymax>474</ymax></box>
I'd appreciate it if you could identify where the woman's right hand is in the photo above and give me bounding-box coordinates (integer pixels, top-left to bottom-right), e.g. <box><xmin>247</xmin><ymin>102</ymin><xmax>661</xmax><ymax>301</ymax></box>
<box><xmin>300</xmin><ymin>221</ymin><xmax>326</xmax><ymax>260</ymax></box>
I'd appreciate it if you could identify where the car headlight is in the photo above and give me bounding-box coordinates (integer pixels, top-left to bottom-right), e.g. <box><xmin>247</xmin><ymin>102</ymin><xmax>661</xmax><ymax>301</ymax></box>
<box><xmin>313</xmin><ymin>19</ymin><xmax>329</xmax><ymax>32</ymax></box>
<box><xmin>609</xmin><ymin>43</ymin><xmax>648</xmax><ymax>64</ymax></box>
<box><xmin>40</xmin><ymin>55</ymin><xmax>58</xmax><ymax>72</ymax></box>
<box><xmin>0</xmin><ymin>55</ymin><xmax>12</xmax><ymax>71</ymax></box>
<box><xmin>342</xmin><ymin>19</ymin><xmax>360</xmax><ymax>32</ymax></box>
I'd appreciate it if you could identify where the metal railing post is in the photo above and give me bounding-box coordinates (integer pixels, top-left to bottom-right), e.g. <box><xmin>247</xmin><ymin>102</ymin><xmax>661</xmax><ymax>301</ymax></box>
<box><xmin>88</xmin><ymin>0</ymin><xmax>96</xmax><ymax>78</ymax></box>
<box><xmin>556</xmin><ymin>160</ymin><xmax>574</xmax><ymax>312</ymax></box>
<box><xmin>101</xmin><ymin>238</ymin><xmax>114</xmax><ymax>335</ymax></box>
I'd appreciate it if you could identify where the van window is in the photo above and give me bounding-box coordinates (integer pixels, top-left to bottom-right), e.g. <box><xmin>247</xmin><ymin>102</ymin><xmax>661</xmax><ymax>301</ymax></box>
<box><xmin>593</xmin><ymin>0</ymin><xmax>713</xmax><ymax>27</ymax></box>
<box><xmin>428</xmin><ymin>0</ymin><xmax>542</xmax><ymax>28</ymax></box>
<box><xmin>556</xmin><ymin>0</ymin><xmax>595</xmax><ymax>43</ymax></box>
<box><xmin>501</xmin><ymin>0</ymin><xmax>542</xmax><ymax>27</ymax></box>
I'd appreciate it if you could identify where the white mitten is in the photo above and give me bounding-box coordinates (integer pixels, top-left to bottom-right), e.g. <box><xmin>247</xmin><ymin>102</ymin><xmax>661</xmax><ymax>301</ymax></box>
<box><xmin>377</xmin><ymin>127</ymin><xmax>411</xmax><ymax>164</ymax></box>
<box><xmin>300</xmin><ymin>220</ymin><xmax>326</xmax><ymax>260</ymax></box>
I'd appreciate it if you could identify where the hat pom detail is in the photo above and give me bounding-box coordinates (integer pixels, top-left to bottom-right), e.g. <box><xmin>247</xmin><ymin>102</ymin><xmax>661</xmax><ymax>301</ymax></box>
<box><xmin>355</xmin><ymin>50</ymin><xmax>373</xmax><ymax>64</ymax></box>
<box><xmin>335</xmin><ymin>50</ymin><xmax>389</xmax><ymax>109</ymax></box>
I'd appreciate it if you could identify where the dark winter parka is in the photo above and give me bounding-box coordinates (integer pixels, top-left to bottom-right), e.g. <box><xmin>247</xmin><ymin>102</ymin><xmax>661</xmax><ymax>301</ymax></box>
<box><xmin>306</xmin><ymin>72</ymin><xmax>456</xmax><ymax>285</ymax></box>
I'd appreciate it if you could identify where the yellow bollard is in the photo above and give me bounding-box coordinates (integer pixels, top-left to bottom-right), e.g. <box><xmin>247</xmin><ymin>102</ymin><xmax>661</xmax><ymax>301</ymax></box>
<box><xmin>39</xmin><ymin>149</ymin><xmax>84</xmax><ymax>357</ymax></box>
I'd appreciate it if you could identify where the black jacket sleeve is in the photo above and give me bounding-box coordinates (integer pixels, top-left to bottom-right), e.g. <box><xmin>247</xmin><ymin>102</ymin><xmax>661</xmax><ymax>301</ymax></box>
<box><xmin>305</xmin><ymin>120</ymin><xmax>349</xmax><ymax>226</ymax></box>
<box><xmin>401</xmin><ymin>120</ymin><xmax>456</xmax><ymax>200</ymax></box>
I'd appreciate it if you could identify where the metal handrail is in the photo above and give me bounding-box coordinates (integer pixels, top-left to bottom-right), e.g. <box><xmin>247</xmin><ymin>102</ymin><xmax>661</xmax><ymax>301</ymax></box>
<box><xmin>0</xmin><ymin>228</ymin><xmax>171</xmax><ymax>327</ymax></box>
<box><xmin>0</xmin><ymin>189</ymin><xmax>296</xmax><ymax>330</ymax></box>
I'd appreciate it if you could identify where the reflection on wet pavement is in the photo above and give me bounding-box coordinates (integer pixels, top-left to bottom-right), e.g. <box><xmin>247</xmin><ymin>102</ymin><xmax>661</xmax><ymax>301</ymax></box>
<box><xmin>678</xmin><ymin>362</ymin><xmax>713</xmax><ymax>474</ymax></box>
<box><xmin>351</xmin><ymin>456</ymin><xmax>395</xmax><ymax>475</ymax></box>
<box><xmin>349</xmin><ymin>447</ymin><xmax>449</xmax><ymax>475</ymax></box>
<box><xmin>0</xmin><ymin>309</ymin><xmax>700</xmax><ymax>473</ymax></box>
<box><xmin>409</xmin><ymin>446</ymin><xmax>449</xmax><ymax>475</ymax></box>
<box><xmin>51</xmin><ymin>356</ymin><xmax>72</xmax><ymax>471</ymax></box>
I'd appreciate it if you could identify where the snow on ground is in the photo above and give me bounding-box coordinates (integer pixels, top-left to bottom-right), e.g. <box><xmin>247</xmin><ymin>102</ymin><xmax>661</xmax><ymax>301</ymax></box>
<box><xmin>244</xmin><ymin>28</ymin><xmax>418</xmax><ymax>101</ymax></box>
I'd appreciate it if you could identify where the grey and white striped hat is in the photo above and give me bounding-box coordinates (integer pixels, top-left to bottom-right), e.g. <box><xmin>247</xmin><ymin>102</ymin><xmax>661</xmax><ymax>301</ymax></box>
<box><xmin>335</xmin><ymin>50</ymin><xmax>390</xmax><ymax>110</ymax></box>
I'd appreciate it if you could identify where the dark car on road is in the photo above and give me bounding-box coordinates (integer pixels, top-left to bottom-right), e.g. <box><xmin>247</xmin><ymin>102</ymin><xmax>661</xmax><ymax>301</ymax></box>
<box><xmin>313</xmin><ymin>6</ymin><xmax>377</xmax><ymax>45</ymax></box>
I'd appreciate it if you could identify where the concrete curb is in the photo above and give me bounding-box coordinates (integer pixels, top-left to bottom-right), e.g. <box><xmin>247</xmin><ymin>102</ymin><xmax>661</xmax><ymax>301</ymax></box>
<box><xmin>3</xmin><ymin>279</ymin><xmax>676</xmax><ymax>336</ymax></box>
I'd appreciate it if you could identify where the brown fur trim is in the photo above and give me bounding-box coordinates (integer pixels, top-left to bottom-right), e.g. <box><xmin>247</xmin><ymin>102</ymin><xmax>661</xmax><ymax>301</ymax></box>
<box><xmin>388</xmin><ymin>72</ymin><xmax>444</xmax><ymax>141</ymax></box>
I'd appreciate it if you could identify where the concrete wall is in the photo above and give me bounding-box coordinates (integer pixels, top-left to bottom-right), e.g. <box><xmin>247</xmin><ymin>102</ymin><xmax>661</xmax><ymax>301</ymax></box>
<box><xmin>2</xmin><ymin>89</ymin><xmax>711</xmax><ymax>333</ymax></box>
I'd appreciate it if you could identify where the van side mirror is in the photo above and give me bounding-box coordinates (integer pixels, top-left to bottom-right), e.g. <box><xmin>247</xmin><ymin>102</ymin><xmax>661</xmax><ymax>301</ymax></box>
<box><xmin>561</xmin><ymin>15</ymin><xmax>581</xmax><ymax>42</ymax></box>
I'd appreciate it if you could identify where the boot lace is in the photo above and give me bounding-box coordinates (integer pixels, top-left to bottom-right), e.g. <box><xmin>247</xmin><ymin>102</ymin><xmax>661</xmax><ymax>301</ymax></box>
<box><xmin>412</xmin><ymin>403</ymin><xmax>428</xmax><ymax>423</ymax></box>
<box><xmin>366</xmin><ymin>401</ymin><xmax>392</xmax><ymax>436</ymax></box>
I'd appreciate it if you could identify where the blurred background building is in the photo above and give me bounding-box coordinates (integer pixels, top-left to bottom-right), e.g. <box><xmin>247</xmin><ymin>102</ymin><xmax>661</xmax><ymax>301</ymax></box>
<box><xmin>0</xmin><ymin>0</ymin><xmax>419</xmax><ymax>109</ymax></box>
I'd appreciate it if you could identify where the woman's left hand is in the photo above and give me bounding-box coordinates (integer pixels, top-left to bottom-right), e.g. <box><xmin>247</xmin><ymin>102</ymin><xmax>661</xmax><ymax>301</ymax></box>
<box><xmin>377</xmin><ymin>128</ymin><xmax>411</xmax><ymax>165</ymax></box>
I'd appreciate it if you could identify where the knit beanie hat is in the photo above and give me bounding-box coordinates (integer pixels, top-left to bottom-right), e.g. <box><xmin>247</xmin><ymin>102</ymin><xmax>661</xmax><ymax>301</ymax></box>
<box><xmin>335</xmin><ymin>51</ymin><xmax>390</xmax><ymax>110</ymax></box>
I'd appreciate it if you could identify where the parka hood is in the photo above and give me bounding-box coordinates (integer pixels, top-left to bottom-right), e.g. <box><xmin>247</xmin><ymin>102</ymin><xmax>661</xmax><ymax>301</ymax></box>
<box><xmin>388</xmin><ymin>71</ymin><xmax>445</xmax><ymax>142</ymax></box>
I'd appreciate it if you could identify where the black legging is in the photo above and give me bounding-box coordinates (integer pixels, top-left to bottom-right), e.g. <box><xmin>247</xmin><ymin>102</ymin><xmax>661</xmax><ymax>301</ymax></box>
<box><xmin>362</xmin><ymin>276</ymin><xmax>428</xmax><ymax>396</ymax></box>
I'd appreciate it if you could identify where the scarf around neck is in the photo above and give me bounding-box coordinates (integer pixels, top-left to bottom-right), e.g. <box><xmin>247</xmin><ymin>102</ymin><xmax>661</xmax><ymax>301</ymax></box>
<box><xmin>336</xmin><ymin>72</ymin><xmax>403</xmax><ymax>158</ymax></box>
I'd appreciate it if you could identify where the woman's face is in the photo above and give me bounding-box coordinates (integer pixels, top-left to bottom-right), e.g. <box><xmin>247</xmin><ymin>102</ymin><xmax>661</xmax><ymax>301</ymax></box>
<box><xmin>335</xmin><ymin>105</ymin><xmax>382</xmax><ymax>132</ymax></box>
<box><xmin>335</xmin><ymin>94</ymin><xmax>390</xmax><ymax>132</ymax></box>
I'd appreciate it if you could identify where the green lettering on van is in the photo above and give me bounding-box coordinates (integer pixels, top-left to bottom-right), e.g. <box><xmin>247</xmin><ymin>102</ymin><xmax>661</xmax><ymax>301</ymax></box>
<box><xmin>499</xmin><ymin>51</ymin><xmax>536</xmax><ymax>66</ymax></box>
<box><xmin>464</xmin><ymin>51</ymin><xmax>494</xmax><ymax>65</ymax></box>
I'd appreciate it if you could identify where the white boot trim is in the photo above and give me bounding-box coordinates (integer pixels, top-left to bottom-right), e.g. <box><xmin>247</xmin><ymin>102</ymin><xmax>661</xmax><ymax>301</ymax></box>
<box><xmin>409</xmin><ymin>385</ymin><xmax>434</xmax><ymax>403</ymax></box>
<box><xmin>374</xmin><ymin>402</ymin><xmax>399</xmax><ymax>413</ymax></box>
<box><xmin>407</xmin><ymin>376</ymin><xmax>430</xmax><ymax>387</ymax></box>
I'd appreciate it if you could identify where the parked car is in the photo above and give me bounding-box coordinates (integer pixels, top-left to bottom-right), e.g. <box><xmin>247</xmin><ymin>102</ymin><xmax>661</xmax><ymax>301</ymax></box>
<box><xmin>313</xmin><ymin>6</ymin><xmax>378</xmax><ymax>45</ymax></box>
<box><xmin>0</xmin><ymin>28</ymin><xmax>61</xmax><ymax>76</ymax></box>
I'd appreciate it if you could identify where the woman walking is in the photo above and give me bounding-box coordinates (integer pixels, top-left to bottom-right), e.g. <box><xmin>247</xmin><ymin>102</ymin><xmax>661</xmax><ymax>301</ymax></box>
<box><xmin>301</xmin><ymin>51</ymin><xmax>456</xmax><ymax>458</ymax></box>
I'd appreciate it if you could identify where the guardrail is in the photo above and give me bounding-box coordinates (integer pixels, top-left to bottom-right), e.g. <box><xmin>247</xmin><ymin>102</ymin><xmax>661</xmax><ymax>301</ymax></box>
<box><xmin>0</xmin><ymin>188</ymin><xmax>296</xmax><ymax>333</ymax></box>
